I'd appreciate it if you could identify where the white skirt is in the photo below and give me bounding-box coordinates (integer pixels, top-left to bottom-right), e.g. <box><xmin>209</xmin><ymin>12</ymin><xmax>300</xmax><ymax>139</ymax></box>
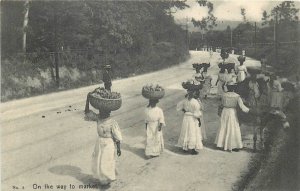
<box><xmin>177</xmin><ymin>115</ymin><xmax>203</xmax><ymax>151</ymax></box>
<box><xmin>92</xmin><ymin>137</ymin><xmax>116</xmax><ymax>185</ymax></box>
<box><xmin>215</xmin><ymin>108</ymin><xmax>243</xmax><ymax>150</ymax></box>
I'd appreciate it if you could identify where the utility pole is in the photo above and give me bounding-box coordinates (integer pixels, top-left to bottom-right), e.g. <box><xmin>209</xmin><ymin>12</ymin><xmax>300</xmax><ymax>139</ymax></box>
<box><xmin>254</xmin><ymin>22</ymin><xmax>257</xmax><ymax>55</ymax></box>
<box><xmin>230</xmin><ymin>29</ymin><xmax>233</xmax><ymax>47</ymax></box>
<box><xmin>274</xmin><ymin>10</ymin><xmax>278</xmax><ymax>66</ymax></box>
<box><xmin>186</xmin><ymin>17</ymin><xmax>189</xmax><ymax>50</ymax></box>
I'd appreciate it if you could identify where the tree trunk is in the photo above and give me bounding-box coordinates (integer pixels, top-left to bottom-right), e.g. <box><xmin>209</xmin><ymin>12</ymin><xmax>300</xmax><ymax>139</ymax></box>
<box><xmin>22</xmin><ymin>0</ymin><xmax>29</xmax><ymax>53</ymax></box>
<box><xmin>54</xmin><ymin>11</ymin><xmax>60</xmax><ymax>88</ymax></box>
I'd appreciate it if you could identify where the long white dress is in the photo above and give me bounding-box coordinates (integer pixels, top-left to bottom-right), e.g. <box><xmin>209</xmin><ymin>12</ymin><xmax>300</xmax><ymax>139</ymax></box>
<box><xmin>176</xmin><ymin>98</ymin><xmax>203</xmax><ymax>151</ymax></box>
<box><xmin>215</xmin><ymin>92</ymin><xmax>249</xmax><ymax>151</ymax></box>
<box><xmin>144</xmin><ymin>106</ymin><xmax>165</xmax><ymax>156</ymax></box>
<box><xmin>87</xmin><ymin>113</ymin><xmax>122</xmax><ymax>185</ymax></box>
<box><xmin>237</xmin><ymin>65</ymin><xmax>247</xmax><ymax>82</ymax></box>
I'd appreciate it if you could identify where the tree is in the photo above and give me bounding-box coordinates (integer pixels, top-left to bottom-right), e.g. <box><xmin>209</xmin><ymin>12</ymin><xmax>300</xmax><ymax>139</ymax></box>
<box><xmin>241</xmin><ymin>8</ymin><xmax>247</xmax><ymax>22</ymax></box>
<box><xmin>192</xmin><ymin>0</ymin><xmax>217</xmax><ymax>34</ymax></box>
<box><xmin>261</xmin><ymin>10</ymin><xmax>269</xmax><ymax>26</ymax></box>
<box><xmin>22</xmin><ymin>0</ymin><xmax>30</xmax><ymax>53</ymax></box>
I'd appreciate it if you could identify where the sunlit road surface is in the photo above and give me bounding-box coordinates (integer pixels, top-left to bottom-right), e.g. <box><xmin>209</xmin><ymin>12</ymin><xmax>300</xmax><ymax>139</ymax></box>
<box><xmin>1</xmin><ymin>51</ymin><xmax>260</xmax><ymax>191</ymax></box>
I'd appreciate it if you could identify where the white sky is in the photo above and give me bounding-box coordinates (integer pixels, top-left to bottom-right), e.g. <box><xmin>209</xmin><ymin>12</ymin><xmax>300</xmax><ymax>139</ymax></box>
<box><xmin>173</xmin><ymin>0</ymin><xmax>300</xmax><ymax>22</ymax></box>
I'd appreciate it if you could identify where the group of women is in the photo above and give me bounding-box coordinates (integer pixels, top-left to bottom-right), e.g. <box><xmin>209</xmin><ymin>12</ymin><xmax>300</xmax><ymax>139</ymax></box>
<box><xmin>83</xmin><ymin>52</ymin><xmax>290</xmax><ymax>186</ymax></box>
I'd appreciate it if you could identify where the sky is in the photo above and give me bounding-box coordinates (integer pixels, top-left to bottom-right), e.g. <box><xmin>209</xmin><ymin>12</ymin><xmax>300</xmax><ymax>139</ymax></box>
<box><xmin>173</xmin><ymin>0</ymin><xmax>300</xmax><ymax>22</ymax></box>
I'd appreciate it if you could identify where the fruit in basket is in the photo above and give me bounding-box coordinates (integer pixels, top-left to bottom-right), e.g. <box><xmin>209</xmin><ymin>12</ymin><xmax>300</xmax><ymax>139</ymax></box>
<box><xmin>142</xmin><ymin>84</ymin><xmax>164</xmax><ymax>92</ymax></box>
<box><xmin>91</xmin><ymin>87</ymin><xmax>121</xmax><ymax>99</ymax></box>
<box><xmin>142</xmin><ymin>84</ymin><xmax>165</xmax><ymax>99</ymax></box>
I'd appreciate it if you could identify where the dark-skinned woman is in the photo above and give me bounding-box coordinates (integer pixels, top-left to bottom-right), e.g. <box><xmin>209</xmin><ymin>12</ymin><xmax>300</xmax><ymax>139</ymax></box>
<box><xmin>144</xmin><ymin>99</ymin><xmax>165</xmax><ymax>158</ymax></box>
<box><xmin>85</xmin><ymin>109</ymin><xmax>122</xmax><ymax>185</ymax></box>
<box><xmin>215</xmin><ymin>82</ymin><xmax>251</xmax><ymax>152</ymax></box>
<box><xmin>177</xmin><ymin>89</ymin><xmax>203</xmax><ymax>154</ymax></box>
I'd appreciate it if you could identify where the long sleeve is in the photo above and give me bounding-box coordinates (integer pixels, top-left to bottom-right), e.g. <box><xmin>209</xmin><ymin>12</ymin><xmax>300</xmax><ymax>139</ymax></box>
<box><xmin>158</xmin><ymin>108</ymin><xmax>166</xmax><ymax>126</ymax></box>
<box><xmin>84</xmin><ymin>110</ymin><xmax>98</xmax><ymax>121</ymax></box>
<box><xmin>238</xmin><ymin>97</ymin><xmax>250</xmax><ymax>113</ymax></box>
<box><xmin>111</xmin><ymin>121</ymin><xmax>122</xmax><ymax>142</ymax></box>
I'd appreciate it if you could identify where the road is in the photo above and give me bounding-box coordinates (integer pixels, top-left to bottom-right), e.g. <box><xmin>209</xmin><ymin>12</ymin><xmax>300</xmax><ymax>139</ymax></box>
<box><xmin>1</xmin><ymin>51</ymin><xmax>260</xmax><ymax>191</ymax></box>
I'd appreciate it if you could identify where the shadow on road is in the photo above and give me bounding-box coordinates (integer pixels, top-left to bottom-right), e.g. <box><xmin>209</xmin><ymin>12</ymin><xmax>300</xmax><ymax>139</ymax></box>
<box><xmin>48</xmin><ymin>165</ymin><xmax>110</xmax><ymax>191</ymax></box>
<box><xmin>121</xmin><ymin>143</ymin><xmax>147</xmax><ymax>160</ymax></box>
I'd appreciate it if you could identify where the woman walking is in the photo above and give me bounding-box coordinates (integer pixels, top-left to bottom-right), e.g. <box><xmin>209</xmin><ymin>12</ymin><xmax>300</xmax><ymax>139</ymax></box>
<box><xmin>194</xmin><ymin>90</ymin><xmax>207</xmax><ymax>140</ymax></box>
<box><xmin>201</xmin><ymin>71</ymin><xmax>212</xmax><ymax>99</ymax></box>
<box><xmin>216</xmin><ymin>66</ymin><xmax>227</xmax><ymax>98</ymax></box>
<box><xmin>85</xmin><ymin>108</ymin><xmax>122</xmax><ymax>186</ymax></box>
<box><xmin>215</xmin><ymin>82</ymin><xmax>251</xmax><ymax>152</ymax></box>
<box><xmin>177</xmin><ymin>90</ymin><xmax>203</xmax><ymax>154</ymax></box>
<box><xmin>237</xmin><ymin>56</ymin><xmax>248</xmax><ymax>83</ymax></box>
<box><xmin>144</xmin><ymin>99</ymin><xmax>166</xmax><ymax>158</ymax></box>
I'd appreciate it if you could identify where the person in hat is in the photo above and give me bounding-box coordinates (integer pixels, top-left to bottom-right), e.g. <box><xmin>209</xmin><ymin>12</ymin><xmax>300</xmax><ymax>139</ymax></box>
<box><xmin>201</xmin><ymin>71</ymin><xmax>212</xmax><ymax>99</ymax></box>
<box><xmin>247</xmin><ymin>74</ymin><xmax>262</xmax><ymax>150</ymax></box>
<box><xmin>176</xmin><ymin>89</ymin><xmax>203</xmax><ymax>154</ymax></box>
<box><xmin>215</xmin><ymin>81</ymin><xmax>251</xmax><ymax>152</ymax></box>
<box><xmin>85</xmin><ymin>108</ymin><xmax>122</xmax><ymax>186</ymax></box>
<box><xmin>260</xmin><ymin>54</ymin><xmax>267</xmax><ymax>74</ymax></box>
<box><xmin>103</xmin><ymin>65</ymin><xmax>112</xmax><ymax>91</ymax></box>
<box><xmin>144</xmin><ymin>98</ymin><xmax>166</xmax><ymax>158</ymax></box>
<box><xmin>237</xmin><ymin>56</ymin><xmax>248</xmax><ymax>83</ymax></box>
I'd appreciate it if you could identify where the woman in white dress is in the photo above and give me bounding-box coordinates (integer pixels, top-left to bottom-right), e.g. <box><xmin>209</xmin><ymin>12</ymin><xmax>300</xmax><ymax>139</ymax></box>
<box><xmin>177</xmin><ymin>90</ymin><xmax>203</xmax><ymax>154</ymax></box>
<box><xmin>85</xmin><ymin>109</ymin><xmax>122</xmax><ymax>185</ymax></box>
<box><xmin>215</xmin><ymin>82</ymin><xmax>251</xmax><ymax>152</ymax></box>
<box><xmin>237</xmin><ymin>59</ymin><xmax>248</xmax><ymax>83</ymax></box>
<box><xmin>144</xmin><ymin>99</ymin><xmax>165</xmax><ymax>158</ymax></box>
<box><xmin>215</xmin><ymin>67</ymin><xmax>226</xmax><ymax>98</ymax></box>
<box><xmin>201</xmin><ymin>71</ymin><xmax>212</xmax><ymax>99</ymax></box>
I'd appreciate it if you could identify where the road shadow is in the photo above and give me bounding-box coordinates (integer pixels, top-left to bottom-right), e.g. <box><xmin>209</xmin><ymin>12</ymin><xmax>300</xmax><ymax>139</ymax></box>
<box><xmin>164</xmin><ymin>144</ymin><xmax>198</xmax><ymax>156</ymax></box>
<box><xmin>48</xmin><ymin>165</ymin><xmax>110</xmax><ymax>191</ymax></box>
<box><xmin>121</xmin><ymin>143</ymin><xmax>147</xmax><ymax>160</ymax></box>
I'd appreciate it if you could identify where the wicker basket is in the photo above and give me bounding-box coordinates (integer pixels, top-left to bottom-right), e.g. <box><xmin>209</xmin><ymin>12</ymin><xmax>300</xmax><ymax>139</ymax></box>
<box><xmin>89</xmin><ymin>94</ymin><xmax>122</xmax><ymax>111</ymax></box>
<box><xmin>182</xmin><ymin>83</ymin><xmax>202</xmax><ymax>90</ymax></box>
<box><xmin>142</xmin><ymin>89</ymin><xmax>165</xmax><ymax>99</ymax></box>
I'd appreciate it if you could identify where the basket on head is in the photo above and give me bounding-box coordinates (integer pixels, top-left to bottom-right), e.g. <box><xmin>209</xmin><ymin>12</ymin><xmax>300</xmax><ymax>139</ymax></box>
<box><xmin>182</xmin><ymin>82</ymin><xmax>202</xmax><ymax>90</ymax></box>
<box><xmin>89</xmin><ymin>94</ymin><xmax>122</xmax><ymax>111</ymax></box>
<box><xmin>142</xmin><ymin>88</ymin><xmax>165</xmax><ymax>99</ymax></box>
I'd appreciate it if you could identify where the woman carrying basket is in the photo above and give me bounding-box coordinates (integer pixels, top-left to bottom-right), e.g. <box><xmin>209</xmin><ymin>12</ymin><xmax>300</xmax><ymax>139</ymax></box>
<box><xmin>142</xmin><ymin>85</ymin><xmax>166</xmax><ymax>158</ymax></box>
<box><xmin>215</xmin><ymin>82</ymin><xmax>252</xmax><ymax>152</ymax></box>
<box><xmin>177</xmin><ymin>84</ymin><xmax>203</xmax><ymax>154</ymax></box>
<box><xmin>85</xmin><ymin>88</ymin><xmax>122</xmax><ymax>186</ymax></box>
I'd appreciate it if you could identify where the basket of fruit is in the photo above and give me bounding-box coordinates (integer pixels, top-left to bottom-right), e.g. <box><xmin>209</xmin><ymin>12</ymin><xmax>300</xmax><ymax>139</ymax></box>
<box><xmin>182</xmin><ymin>79</ymin><xmax>202</xmax><ymax>90</ymax></box>
<box><xmin>142</xmin><ymin>84</ymin><xmax>165</xmax><ymax>99</ymax></box>
<box><xmin>238</xmin><ymin>55</ymin><xmax>246</xmax><ymax>62</ymax></box>
<box><xmin>89</xmin><ymin>88</ymin><xmax>122</xmax><ymax>111</ymax></box>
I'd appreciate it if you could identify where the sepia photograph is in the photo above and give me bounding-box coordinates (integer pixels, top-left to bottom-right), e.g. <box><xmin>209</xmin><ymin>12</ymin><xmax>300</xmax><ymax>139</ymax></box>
<box><xmin>1</xmin><ymin>0</ymin><xmax>300</xmax><ymax>190</ymax></box>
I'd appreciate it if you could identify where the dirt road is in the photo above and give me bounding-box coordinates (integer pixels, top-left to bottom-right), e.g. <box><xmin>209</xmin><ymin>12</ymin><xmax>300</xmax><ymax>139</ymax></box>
<box><xmin>1</xmin><ymin>51</ymin><xmax>260</xmax><ymax>191</ymax></box>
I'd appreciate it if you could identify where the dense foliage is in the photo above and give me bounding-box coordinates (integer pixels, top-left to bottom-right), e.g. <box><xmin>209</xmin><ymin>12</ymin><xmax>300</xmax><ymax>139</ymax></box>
<box><xmin>1</xmin><ymin>1</ymin><xmax>189</xmax><ymax>101</ymax></box>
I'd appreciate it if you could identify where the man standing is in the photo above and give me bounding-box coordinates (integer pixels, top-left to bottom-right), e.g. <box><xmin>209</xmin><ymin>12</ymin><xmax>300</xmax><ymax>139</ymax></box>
<box><xmin>261</xmin><ymin>54</ymin><xmax>267</xmax><ymax>74</ymax></box>
<box><xmin>103</xmin><ymin>65</ymin><xmax>112</xmax><ymax>91</ymax></box>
